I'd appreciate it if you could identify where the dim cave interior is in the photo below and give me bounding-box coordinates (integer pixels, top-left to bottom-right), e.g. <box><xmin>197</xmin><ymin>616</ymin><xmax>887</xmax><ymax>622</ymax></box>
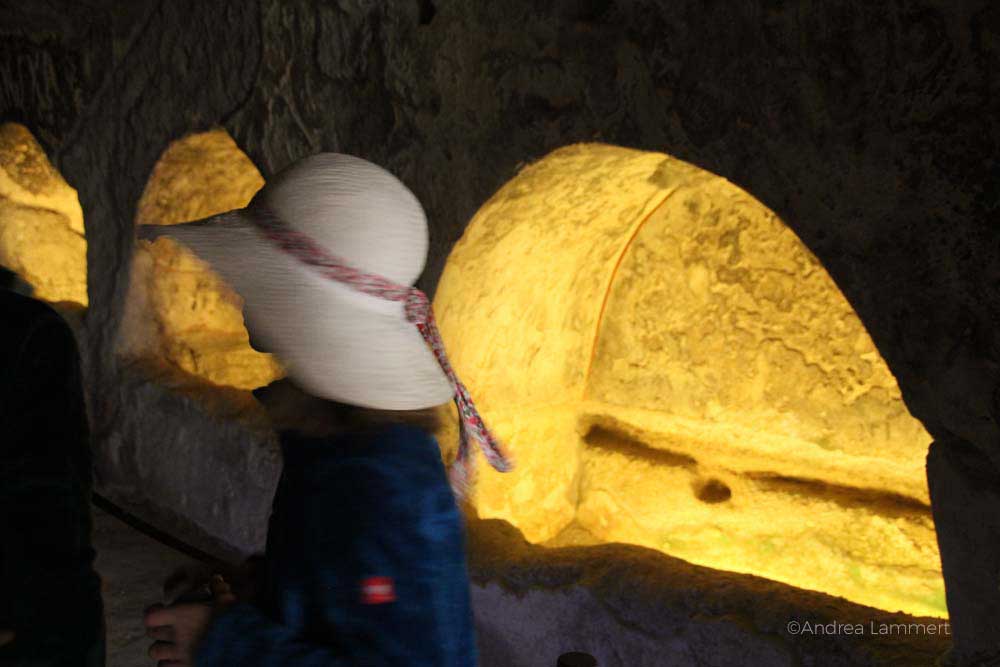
<box><xmin>0</xmin><ymin>118</ymin><xmax>966</xmax><ymax>667</ymax></box>
<box><xmin>2</xmin><ymin>2</ymin><xmax>1000</xmax><ymax>666</ymax></box>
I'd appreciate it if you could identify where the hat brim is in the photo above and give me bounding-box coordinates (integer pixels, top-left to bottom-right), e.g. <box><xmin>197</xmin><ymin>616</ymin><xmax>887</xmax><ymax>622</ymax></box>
<box><xmin>138</xmin><ymin>211</ymin><xmax>455</xmax><ymax>410</ymax></box>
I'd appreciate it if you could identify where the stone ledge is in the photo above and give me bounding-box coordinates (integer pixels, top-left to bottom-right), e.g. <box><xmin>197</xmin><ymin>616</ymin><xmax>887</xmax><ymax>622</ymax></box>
<box><xmin>468</xmin><ymin>518</ymin><xmax>950</xmax><ymax>666</ymax></box>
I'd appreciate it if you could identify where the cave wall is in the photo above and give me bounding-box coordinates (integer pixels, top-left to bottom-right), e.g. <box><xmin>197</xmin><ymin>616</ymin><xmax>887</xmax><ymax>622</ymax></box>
<box><xmin>467</xmin><ymin>519</ymin><xmax>952</xmax><ymax>667</ymax></box>
<box><xmin>6</xmin><ymin>0</ymin><xmax>994</xmax><ymax>458</ymax></box>
<box><xmin>2</xmin><ymin>0</ymin><xmax>999</xmax><ymax>662</ymax></box>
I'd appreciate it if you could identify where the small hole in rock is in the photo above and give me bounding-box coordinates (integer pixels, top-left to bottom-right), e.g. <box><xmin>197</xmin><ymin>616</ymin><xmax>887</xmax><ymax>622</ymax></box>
<box><xmin>695</xmin><ymin>477</ymin><xmax>732</xmax><ymax>503</ymax></box>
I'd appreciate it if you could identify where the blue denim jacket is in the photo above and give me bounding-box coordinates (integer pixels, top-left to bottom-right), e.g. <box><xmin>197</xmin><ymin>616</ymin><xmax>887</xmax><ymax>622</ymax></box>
<box><xmin>197</xmin><ymin>424</ymin><xmax>477</xmax><ymax>666</ymax></box>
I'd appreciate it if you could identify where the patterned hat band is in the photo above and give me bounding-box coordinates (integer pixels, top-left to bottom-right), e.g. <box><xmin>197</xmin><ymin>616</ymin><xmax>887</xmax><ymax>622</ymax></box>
<box><xmin>247</xmin><ymin>202</ymin><xmax>513</xmax><ymax>497</ymax></box>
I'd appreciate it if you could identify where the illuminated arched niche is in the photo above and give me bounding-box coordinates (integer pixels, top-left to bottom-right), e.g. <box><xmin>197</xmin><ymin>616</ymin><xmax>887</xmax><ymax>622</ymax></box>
<box><xmin>0</xmin><ymin>123</ymin><xmax>87</xmax><ymax>305</ymax></box>
<box><xmin>434</xmin><ymin>143</ymin><xmax>944</xmax><ymax>617</ymax></box>
<box><xmin>123</xmin><ymin>129</ymin><xmax>283</xmax><ymax>389</ymax></box>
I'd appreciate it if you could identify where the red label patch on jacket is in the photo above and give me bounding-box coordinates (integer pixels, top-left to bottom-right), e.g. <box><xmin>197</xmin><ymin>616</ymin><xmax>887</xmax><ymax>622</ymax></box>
<box><xmin>360</xmin><ymin>576</ymin><xmax>396</xmax><ymax>605</ymax></box>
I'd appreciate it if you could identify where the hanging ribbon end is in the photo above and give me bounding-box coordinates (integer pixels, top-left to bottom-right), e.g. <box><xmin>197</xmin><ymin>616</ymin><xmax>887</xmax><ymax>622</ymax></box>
<box><xmin>448</xmin><ymin>458</ymin><xmax>474</xmax><ymax>500</ymax></box>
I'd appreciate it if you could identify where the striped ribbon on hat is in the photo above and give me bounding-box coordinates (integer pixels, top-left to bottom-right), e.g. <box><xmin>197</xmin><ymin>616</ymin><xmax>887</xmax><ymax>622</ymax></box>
<box><xmin>248</xmin><ymin>204</ymin><xmax>513</xmax><ymax>497</ymax></box>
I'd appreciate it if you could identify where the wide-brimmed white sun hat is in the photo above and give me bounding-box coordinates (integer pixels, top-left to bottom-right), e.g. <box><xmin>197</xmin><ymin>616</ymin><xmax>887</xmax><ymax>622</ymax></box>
<box><xmin>138</xmin><ymin>152</ymin><xmax>512</xmax><ymax>494</ymax></box>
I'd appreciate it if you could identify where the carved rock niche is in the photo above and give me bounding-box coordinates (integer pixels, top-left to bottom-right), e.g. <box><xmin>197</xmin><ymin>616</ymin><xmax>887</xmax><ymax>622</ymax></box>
<box><xmin>434</xmin><ymin>143</ymin><xmax>943</xmax><ymax>618</ymax></box>
<box><xmin>121</xmin><ymin>129</ymin><xmax>283</xmax><ymax>392</ymax></box>
<box><xmin>0</xmin><ymin>122</ymin><xmax>87</xmax><ymax>307</ymax></box>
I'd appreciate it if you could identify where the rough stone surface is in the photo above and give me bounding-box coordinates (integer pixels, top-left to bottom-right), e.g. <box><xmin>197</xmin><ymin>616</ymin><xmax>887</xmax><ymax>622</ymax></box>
<box><xmin>0</xmin><ymin>122</ymin><xmax>86</xmax><ymax>304</ymax></box>
<box><xmin>588</xmin><ymin>159</ymin><xmax>930</xmax><ymax>480</ymax></box>
<box><xmin>3</xmin><ymin>0</ymin><xmax>1000</xmax><ymax>660</ymax></box>
<box><xmin>435</xmin><ymin>143</ymin><xmax>942</xmax><ymax>616</ymax></box>
<box><xmin>468</xmin><ymin>517</ymin><xmax>951</xmax><ymax>667</ymax></box>
<box><xmin>98</xmin><ymin>361</ymin><xmax>281</xmax><ymax>562</ymax></box>
<box><xmin>927</xmin><ymin>440</ymin><xmax>1000</xmax><ymax>665</ymax></box>
<box><xmin>433</xmin><ymin>144</ymin><xmax>671</xmax><ymax>541</ymax></box>
<box><xmin>577</xmin><ymin>423</ymin><xmax>943</xmax><ymax>618</ymax></box>
<box><xmin>123</xmin><ymin>129</ymin><xmax>282</xmax><ymax>389</ymax></box>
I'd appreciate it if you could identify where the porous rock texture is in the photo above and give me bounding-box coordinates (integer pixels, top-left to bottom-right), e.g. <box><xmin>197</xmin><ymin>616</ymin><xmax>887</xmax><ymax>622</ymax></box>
<box><xmin>2</xmin><ymin>0</ymin><xmax>999</xmax><ymax>663</ymax></box>
<box><xmin>124</xmin><ymin>128</ymin><xmax>282</xmax><ymax>390</ymax></box>
<box><xmin>468</xmin><ymin>517</ymin><xmax>951</xmax><ymax>667</ymax></box>
<box><xmin>434</xmin><ymin>143</ymin><xmax>944</xmax><ymax>616</ymax></box>
<box><xmin>0</xmin><ymin>122</ymin><xmax>87</xmax><ymax>304</ymax></box>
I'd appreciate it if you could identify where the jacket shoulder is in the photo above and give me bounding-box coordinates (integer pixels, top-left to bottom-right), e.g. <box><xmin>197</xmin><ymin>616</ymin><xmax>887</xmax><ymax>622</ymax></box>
<box><xmin>0</xmin><ymin>291</ymin><xmax>72</xmax><ymax>359</ymax></box>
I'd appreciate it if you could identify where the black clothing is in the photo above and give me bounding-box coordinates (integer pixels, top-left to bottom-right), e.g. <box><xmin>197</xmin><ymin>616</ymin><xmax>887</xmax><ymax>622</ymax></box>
<box><xmin>0</xmin><ymin>291</ymin><xmax>104</xmax><ymax>666</ymax></box>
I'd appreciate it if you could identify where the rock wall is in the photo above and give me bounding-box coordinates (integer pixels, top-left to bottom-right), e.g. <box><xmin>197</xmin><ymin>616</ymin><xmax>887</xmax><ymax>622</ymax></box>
<box><xmin>5</xmin><ymin>0</ymin><xmax>991</xmax><ymax>465</ymax></box>
<box><xmin>434</xmin><ymin>142</ymin><xmax>944</xmax><ymax>617</ymax></box>
<box><xmin>0</xmin><ymin>122</ymin><xmax>86</xmax><ymax>305</ymax></box>
<box><xmin>468</xmin><ymin>518</ymin><xmax>952</xmax><ymax>667</ymax></box>
<box><xmin>2</xmin><ymin>0</ymin><xmax>999</xmax><ymax>662</ymax></box>
<box><xmin>123</xmin><ymin>129</ymin><xmax>282</xmax><ymax>389</ymax></box>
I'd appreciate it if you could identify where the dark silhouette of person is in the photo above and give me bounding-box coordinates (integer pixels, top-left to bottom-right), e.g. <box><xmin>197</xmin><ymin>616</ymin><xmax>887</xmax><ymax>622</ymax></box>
<box><xmin>0</xmin><ymin>266</ymin><xmax>105</xmax><ymax>666</ymax></box>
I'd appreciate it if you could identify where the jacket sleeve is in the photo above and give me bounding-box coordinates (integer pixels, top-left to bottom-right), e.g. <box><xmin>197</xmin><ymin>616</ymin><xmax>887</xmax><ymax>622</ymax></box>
<box><xmin>195</xmin><ymin>429</ymin><xmax>476</xmax><ymax>666</ymax></box>
<box><xmin>196</xmin><ymin>603</ymin><xmax>352</xmax><ymax>666</ymax></box>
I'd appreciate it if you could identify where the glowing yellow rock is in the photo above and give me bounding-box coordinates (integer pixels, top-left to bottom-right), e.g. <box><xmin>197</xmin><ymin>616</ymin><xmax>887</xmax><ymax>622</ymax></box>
<box><xmin>434</xmin><ymin>143</ymin><xmax>944</xmax><ymax>617</ymax></box>
<box><xmin>586</xmin><ymin>165</ymin><xmax>929</xmax><ymax>498</ymax></box>
<box><xmin>0</xmin><ymin>123</ymin><xmax>87</xmax><ymax>305</ymax></box>
<box><xmin>123</xmin><ymin>129</ymin><xmax>283</xmax><ymax>389</ymax></box>
<box><xmin>435</xmin><ymin>144</ymin><xmax>671</xmax><ymax>538</ymax></box>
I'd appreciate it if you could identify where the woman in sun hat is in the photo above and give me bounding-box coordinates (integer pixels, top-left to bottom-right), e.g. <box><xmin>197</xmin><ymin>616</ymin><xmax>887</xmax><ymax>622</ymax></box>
<box><xmin>139</xmin><ymin>152</ymin><xmax>512</xmax><ymax>666</ymax></box>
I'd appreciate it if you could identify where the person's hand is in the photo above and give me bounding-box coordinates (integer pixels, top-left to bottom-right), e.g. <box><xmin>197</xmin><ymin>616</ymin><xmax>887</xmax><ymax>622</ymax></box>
<box><xmin>0</xmin><ymin>629</ymin><xmax>14</xmax><ymax>648</ymax></box>
<box><xmin>144</xmin><ymin>575</ymin><xmax>235</xmax><ymax>665</ymax></box>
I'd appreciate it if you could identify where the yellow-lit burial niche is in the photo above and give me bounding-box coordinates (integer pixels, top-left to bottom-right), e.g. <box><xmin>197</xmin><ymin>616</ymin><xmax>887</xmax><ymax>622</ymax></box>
<box><xmin>434</xmin><ymin>144</ymin><xmax>943</xmax><ymax>618</ymax></box>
